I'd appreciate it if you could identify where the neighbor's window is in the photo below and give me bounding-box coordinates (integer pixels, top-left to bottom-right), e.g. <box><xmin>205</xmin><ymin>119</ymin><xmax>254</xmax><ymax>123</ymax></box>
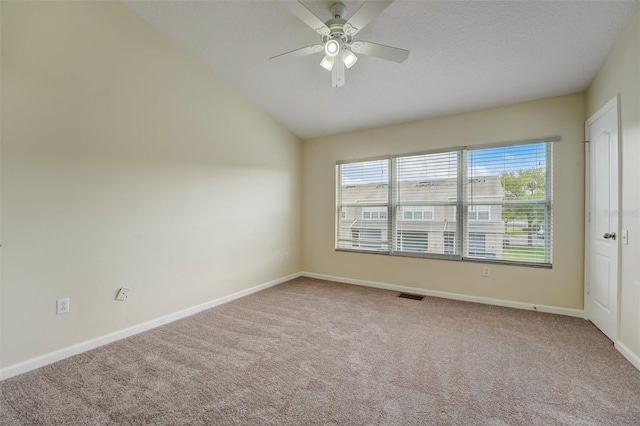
<box><xmin>336</xmin><ymin>139</ymin><xmax>554</xmax><ymax>266</ymax></box>
<box><xmin>468</xmin><ymin>205</ymin><xmax>491</xmax><ymax>221</ymax></box>
<box><xmin>402</xmin><ymin>206</ymin><xmax>435</xmax><ymax>220</ymax></box>
<box><xmin>362</xmin><ymin>206</ymin><xmax>388</xmax><ymax>220</ymax></box>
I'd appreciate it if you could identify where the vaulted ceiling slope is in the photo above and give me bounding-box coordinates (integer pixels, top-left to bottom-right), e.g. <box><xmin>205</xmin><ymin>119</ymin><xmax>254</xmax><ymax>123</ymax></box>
<box><xmin>124</xmin><ymin>1</ymin><xmax>639</xmax><ymax>140</ymax></box>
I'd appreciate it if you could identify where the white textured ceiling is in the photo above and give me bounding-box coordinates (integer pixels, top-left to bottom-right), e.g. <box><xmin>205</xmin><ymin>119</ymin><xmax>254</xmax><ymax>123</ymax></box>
<box><xmin>124</xmin><ymin>0</ymin><xmax>639</xmax><ymax>140</ymax></box>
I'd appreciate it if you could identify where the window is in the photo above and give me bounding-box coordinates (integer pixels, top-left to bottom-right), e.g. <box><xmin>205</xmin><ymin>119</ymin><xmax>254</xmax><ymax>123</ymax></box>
<box><xmin>336</xmin><ymin>139</ymin><xmax>554</xmax><ymax>265</ymax></box>
<box><xmin>402</xmin><ymin>206</ymin><xmax>434</xmax><ymax>220</ymax></box>
<box><xmin>397</xmin><ymin>231</ymin><xmax>428</xmax><ymax>253</ymax></box>
<box><xmin>355</xmin><ymin>229</ymin><xmax>384</xmax><ymax>250</ymax></box>
<box><xmin>468</xmin><ymin>205</ymin><xmax>490</xmax><ymax>221</ymax></box>
<box><xmin>444</xmin><ymin>231</ymin><xmax>457</xmax><ymax>255</ymax></box>
<box><xmin>467</xmin><ymin>233</ymin><xmax>487</xmax><ymax>256</ymax></box>
<box><xmin>362</xmin><ymin>207</ymin><xmax>388</xmax><ymax>220</ymax></box>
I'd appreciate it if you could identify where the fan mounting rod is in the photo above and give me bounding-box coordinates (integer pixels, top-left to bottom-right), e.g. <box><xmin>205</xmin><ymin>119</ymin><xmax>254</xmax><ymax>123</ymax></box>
<box><xmin>330</xmin><ymin>2</ymin><xmax>347</xmax><ymax>19</ymax></box>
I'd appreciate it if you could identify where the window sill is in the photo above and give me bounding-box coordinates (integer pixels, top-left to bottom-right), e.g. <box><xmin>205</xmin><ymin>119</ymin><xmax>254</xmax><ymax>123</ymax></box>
<box><xmin>335</xmin><ymin>248</ymin><xmax>552</xmax><ymax>269</ymax></box>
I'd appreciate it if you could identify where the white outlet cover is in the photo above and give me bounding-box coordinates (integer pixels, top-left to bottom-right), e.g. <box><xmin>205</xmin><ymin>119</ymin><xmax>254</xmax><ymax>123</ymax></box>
<box><xmin>116</xmin><ymin>287</ymin><xmax>130</xmax><ymax>301</ymax></box>
<box><xmin>56</xmin><ymin>298</ymin><xmax>70</xmax><ymax>315</ymax></box>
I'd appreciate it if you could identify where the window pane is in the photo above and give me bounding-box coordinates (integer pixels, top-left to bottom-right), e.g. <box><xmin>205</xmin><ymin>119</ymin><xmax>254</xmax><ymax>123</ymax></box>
<box><xmin>466</xmin><ymin>142</ymin><xmax>551</xmax><ymax>264</ymax></box>
<box><xmin>424</xmin><ymin>210</ymin><xmax>433</xmax><ymax>220</ymax></box>
<box><xmin>337</xmin><ymin>160</ymin><xmax>390</xmax><ymax>252</ymax></box>
<box><xmin>394</xmin><ymin>152</ymin><xmax>459</xmax><ymax>255</ymax></box>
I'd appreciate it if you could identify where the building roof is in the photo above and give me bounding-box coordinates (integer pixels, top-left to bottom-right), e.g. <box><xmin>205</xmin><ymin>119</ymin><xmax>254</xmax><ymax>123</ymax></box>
<box><xmin>341</xmin><ymin>175</ymin><xmax>504</xmax><ymax>204</ymax></box>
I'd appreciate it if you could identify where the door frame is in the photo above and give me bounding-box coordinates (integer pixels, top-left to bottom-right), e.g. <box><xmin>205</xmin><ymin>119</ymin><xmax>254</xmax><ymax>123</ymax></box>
<box><xmin>583</xmin><ymin>94</ymin><xmax>621</xmax><ymax>341</ymax></box>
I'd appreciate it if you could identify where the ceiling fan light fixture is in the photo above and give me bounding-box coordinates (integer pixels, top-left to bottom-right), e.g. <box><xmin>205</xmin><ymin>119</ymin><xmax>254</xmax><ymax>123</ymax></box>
<box><xmin>341</xmin><ymin>49</ymin><xmax>358</xmax><ymax>69</ymax></box>
<box><xmin>319</xmin><ymin>55</ymin><xmax>335</xmax><ymax>71</ymax></box>
<box><xmin>324</xmin><ymin>39</ymin><xmax>341</xmax><ymax>57</ymax></box>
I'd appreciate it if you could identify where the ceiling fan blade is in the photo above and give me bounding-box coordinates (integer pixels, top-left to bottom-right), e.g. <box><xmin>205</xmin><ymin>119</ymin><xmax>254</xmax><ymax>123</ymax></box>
<box><xmin>351</xmin><ymin>41</ymin><xmax>409</xmax><ymax>63</ymax></box>
<box><xmin>269</xmin><ymin>44</ymin><xmax>324</xmax><ymax>61</ymax></box>
<box><xmin>287</xmin><ymin>1</ymin><xmax>330</xmax><ymax>36</ymax></box>
<box><xmin>345</xmin><ymin>0</ymin><xmax>394</xmax><ymax>36</ymax></box>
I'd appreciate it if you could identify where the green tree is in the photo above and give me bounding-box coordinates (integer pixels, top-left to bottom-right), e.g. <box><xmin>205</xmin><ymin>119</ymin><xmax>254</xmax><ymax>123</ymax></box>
<box><xmin>501</xmin><ymin>168</ymin><xmax>546</xmax><ymax>246</ymax></box>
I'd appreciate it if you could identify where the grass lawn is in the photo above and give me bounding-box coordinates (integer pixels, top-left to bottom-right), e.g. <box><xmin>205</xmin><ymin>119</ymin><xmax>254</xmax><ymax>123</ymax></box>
<box><xmin>503</xmin><ymin>244</ymin><xmax>546</xmax><ymax>262</ymax></box>
<box><xmin>505</xmin><ymin>227</ymin><xmax>527</xmax><ymax>235</ymax></box>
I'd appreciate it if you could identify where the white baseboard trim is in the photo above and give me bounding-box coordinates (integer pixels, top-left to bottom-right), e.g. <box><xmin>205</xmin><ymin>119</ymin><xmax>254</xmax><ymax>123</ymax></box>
<box><xmin>615</xmin><ymin>342</ymin><xmax>640</xmax><ymax>371</ymax></box>
<box><xmin>301</xmin><ymin>272</ymin><xmax>584</xmax><ymax>318</ymax></box>
<box><xmin>0</xmin><ymin>272</ymin><xmax>301</xmax><ymax>381</ymax></box>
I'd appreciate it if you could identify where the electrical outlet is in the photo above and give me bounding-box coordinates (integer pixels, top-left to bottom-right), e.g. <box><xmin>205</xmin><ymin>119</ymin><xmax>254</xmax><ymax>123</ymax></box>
<box><xmin>284</xmin><ymin>252</ymin><xmax>289</xmax><ymax>260</ymax></box>
<box><xmin>56</xmin><ymin>298</ymin><xmax>70</xmax><ymax>315</ymax></box>
<box><xmin>482</xmin><ymin>266</ymin><xmax>490</xmax><ymax>277</ymax></box>
<box><xmin>115</xmin><ymin>287</ymin><xmax>130</xmax><ymax>301</ymax></box>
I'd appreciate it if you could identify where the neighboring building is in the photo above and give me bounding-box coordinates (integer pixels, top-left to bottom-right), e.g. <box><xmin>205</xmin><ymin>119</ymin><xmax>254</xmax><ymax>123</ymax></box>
<box><xmin>338</xmin><ymin>176</ymin><xmax>505</xmax><ymax>257</ymax></box>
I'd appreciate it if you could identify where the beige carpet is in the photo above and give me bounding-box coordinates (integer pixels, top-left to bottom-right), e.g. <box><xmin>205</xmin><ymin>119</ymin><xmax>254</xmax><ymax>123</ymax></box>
<box><xmin>1</xmin><ymin>277</ymin><xmax>639</xmax><ymax>425</ymax></box>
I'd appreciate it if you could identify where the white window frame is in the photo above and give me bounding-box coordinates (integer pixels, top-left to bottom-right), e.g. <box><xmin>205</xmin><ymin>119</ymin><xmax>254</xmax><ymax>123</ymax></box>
<box><xmin>336</xmin><ymin>137</ymin><xmax>556</xmax><ymax>267</ymax></box>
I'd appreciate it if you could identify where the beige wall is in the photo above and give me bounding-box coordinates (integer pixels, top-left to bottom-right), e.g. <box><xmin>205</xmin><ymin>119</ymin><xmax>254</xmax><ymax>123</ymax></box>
<box><xmin>303</xmin><ymin>93</ymin><xmax>586</xmax><ymax>309</ymax></box>
<box><xmin>587</xmin><ymin>10</ymin><xmax>640</xmax><ymax>358</ymax></box>
<box><xmin>1</xmin><ymin>1</ymin><xmax>301</xmax><ymax>367</ymax></box>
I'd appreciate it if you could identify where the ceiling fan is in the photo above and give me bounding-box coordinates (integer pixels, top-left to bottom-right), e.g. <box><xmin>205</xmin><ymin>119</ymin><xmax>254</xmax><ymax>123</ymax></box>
<box><xmin>270</xmin><ymin>0</ymin><xmax>409</xmax><ymax>88</ymax></box>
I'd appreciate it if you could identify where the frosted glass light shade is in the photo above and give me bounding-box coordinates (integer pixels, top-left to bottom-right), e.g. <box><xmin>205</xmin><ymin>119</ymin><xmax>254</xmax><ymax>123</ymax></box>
<box><xmin>320</xmin><ymin>55</ymin><xmax>335</xmax><ymax>71</ymax></box>
<box><xmin>341</xmin><ymin>50</ymin><xmax>358</xmax><ymax>69</ymax></box>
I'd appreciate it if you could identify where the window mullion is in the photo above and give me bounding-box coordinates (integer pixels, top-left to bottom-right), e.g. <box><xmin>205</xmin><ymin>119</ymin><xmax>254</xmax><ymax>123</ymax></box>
<box><xmin>389</xmin><ymin>157</ymin><xmax>396</xmax><ymax>254</ymax></box>
<box><xmin>545</xmin><ymin>142</ymin><xmax>553</xmax><ymax>264</ymax></box>
<box><xmin>335</xmin><ymin>166</ymin><xmax>341</xmax><ymax>250</ymax></box>
<box><xmin>460</xmin><ymin>149</ymin><xmax>467</xmax><ymax>257</ymax></box>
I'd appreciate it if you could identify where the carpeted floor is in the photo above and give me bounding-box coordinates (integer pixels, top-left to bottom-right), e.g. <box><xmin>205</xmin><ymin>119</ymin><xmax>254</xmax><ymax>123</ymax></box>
<box><xmin>1</xmin><ymin>277</ymin><xmax>639</xmax><ymax>425</ymax></box>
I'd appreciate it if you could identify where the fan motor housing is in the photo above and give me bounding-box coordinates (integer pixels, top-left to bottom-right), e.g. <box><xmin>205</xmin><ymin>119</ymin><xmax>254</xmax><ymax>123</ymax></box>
<box><xmin>323</xmin><ymin>19</ymin><xmax>352</xmax><ymax>44</ymax></box>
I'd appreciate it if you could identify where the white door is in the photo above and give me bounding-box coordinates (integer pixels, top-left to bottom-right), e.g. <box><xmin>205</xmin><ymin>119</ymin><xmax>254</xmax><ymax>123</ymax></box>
<box><xmin>586</xmin><ymin>96</ymin><xmax>619</xmax><ymax>342</ymax></box>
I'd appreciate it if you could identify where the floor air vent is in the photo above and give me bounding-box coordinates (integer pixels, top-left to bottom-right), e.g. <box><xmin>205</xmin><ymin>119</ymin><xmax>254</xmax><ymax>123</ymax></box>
<box><xmin>398</xmin><ymin>293</ymin><xmax>425</xmax><ymax>301</ymax></box>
